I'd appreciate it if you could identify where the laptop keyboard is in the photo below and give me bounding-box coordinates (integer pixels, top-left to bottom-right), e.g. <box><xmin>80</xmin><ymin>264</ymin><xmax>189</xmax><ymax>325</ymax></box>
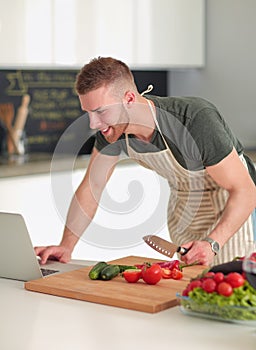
<box><xmin>40</xmin><ymin>268</ymin><xmax>59</xmax><ymax>276</ymax></box>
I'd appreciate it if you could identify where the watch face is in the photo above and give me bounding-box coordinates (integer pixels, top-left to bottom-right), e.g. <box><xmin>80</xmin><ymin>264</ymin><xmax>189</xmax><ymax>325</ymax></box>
<box><xmin>212</xmin><ymin>241</ymin><xmax>220</xmax><ymax>252</ymax></box>
<box><xmin>202</xmin><ymin>237</ymin><xmax>220</xmax><ymax>254</ymax></box>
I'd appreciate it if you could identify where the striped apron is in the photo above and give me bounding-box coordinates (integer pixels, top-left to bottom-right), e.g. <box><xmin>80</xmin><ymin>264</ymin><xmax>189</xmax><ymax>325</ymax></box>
<box><xmin>125</xmin><ymin>101</ymin><xmax>254</xmax><ymax>265</ymax></box>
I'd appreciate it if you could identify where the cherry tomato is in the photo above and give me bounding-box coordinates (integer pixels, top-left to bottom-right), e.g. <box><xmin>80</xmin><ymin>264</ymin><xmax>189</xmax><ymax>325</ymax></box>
<box><xmin>213</xmin><ymin>272</ymin><xmax>225</xmax><ymax>284</ymax></box>
<box><xmin>217</xmin><ymin>281</ymin><xmax>233</xmax><ymax>296</ymax></box>
<box><xmin>187</xmin><ymin>279</ymin><xmax>202</xmax><ymax>292</ymax></box>
<box><xmin>123</xmin><ymin>269</ymin><xmax>142</xmax><ymax>283</ymax></box>
<box><xmin>161</xmin><ymin>268</ymin><xmax>172</xmax><ymax>279</ymax></box>
<box><xmin>182</xmin><ymin>287</ymin><xmax>190</xmax><ymax>296</ymax></box>
<box><xmin>225</xmin><ymin>272</ymin><xmax>245</xmax><ymax>288</ymax></box>
<box><xmin>202</xmin><ymin>278</ymin><xmax>217</xmax><ymax>293</ymax></box>
<box><xmin>204</xmin><ymin>272</ymin><xmax>215</xmax><ymax>278</ymax></box>
<box><xmin>170</xmin><ymin>268</ymin><xmax>183</xmax><ymax>280</ymax></box>
<box><xmin>141</xmin><ymin>264</ymin><xmax>162</xmax><ymax>285</ymax></box>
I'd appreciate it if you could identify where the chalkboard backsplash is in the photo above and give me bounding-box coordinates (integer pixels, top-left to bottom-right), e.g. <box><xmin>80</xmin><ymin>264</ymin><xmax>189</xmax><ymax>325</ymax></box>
<box><xmin>0</xmin><ymin>69</ymin><xmax>168</xmax><ymax>155</ymax></box>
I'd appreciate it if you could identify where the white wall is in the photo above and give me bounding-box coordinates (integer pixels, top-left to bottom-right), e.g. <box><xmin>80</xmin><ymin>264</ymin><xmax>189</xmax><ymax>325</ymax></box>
<box><xmin>170</xmin><ymin>0</ymin><xmax>256</xmax><ymax>149</ymax></box>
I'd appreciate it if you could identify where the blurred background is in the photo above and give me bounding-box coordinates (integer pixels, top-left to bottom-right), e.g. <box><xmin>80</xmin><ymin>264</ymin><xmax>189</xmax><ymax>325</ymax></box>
<box><xmin>0</xmin><ymin>0</ymin><xmax>255</xmax><ymax>261</ymax></box>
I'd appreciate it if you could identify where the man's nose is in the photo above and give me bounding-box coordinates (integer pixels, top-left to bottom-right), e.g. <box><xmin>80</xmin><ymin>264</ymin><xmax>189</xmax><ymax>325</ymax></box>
<box><xmin>89</xmin><ymin>113</ymin><xmax>102</xmax><ymax>130</ymax></box>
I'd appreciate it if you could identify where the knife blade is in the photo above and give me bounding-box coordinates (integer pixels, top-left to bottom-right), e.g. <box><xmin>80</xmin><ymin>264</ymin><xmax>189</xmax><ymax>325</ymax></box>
<box><xmin>143</xmin><ymin>235</ymin><xmax>189</xmax><ymax>258</ymax></box>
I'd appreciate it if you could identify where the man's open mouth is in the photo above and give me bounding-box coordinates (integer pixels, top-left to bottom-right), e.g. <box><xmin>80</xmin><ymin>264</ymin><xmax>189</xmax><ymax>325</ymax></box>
<box><xmin>101</xmin><ymin>127</ymin><xmax>110</xmax><ymax>134</ymax></box>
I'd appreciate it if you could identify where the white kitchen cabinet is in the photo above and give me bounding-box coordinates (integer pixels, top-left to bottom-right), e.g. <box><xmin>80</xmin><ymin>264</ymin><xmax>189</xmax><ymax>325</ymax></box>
<box><xmin>0</xmin><ymin>0</ymin><xmax>205</xmax><ymax>68</ymax></box>
<box><xmin>0</xmin><ymin>162</ymin><xmax>170</xmax><ymax>261</ymax></box>
<box><xmin>76</xmin><ymin>0</ymin><xmax>205</xmax><ymax>68</ymax></box>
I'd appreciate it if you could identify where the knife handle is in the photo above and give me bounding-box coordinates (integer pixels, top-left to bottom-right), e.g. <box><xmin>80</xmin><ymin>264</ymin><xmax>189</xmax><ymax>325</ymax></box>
<box><xmin>177</xmin><ymin>246</ymin><xmax>189</xmax><ymax>256</ymax></box>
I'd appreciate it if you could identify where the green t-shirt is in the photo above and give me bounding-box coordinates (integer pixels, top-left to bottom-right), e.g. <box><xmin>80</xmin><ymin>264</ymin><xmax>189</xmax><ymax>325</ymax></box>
<box><xmin>94</xmin><ymin>95</ymin><xmax>256</xmax><ymax>184</ymax></box>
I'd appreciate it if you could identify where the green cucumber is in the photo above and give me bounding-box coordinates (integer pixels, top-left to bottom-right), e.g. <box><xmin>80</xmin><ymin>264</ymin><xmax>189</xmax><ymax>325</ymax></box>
<box><xmin>117</xmin><ymin>265</ymin><xmax>137</xmax><ymax>273</ymax></box>
<box><xmin>100</xmin><ymin>264</ymin><xmax>120</xmax><ymax>280</ymax></box>
<box><xmin>88</xmin><ymin>261</ymin><xmax>108</xmax><ymax>280</ymax></box>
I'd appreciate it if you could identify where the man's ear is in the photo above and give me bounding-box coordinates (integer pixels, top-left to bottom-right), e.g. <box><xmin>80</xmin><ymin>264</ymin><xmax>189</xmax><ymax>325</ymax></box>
<box><xmin>123</xmin><ymin>91</ymin><xmax>136</xmax><ymax>106</ymax></box>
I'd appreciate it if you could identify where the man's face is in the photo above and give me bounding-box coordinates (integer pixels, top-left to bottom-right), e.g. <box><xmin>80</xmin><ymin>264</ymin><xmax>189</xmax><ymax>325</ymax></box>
<box><xmin>79</xmin><ymin>85</ymin><xmax>129</xmax><ymax>143</ymax></box>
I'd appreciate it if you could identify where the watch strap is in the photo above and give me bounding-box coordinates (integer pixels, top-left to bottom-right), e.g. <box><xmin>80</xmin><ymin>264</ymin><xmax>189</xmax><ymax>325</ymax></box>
<box><xmin>202</xmin><ymin>237</ymin><xmax>220</xmax><ymax>255</ymax></box>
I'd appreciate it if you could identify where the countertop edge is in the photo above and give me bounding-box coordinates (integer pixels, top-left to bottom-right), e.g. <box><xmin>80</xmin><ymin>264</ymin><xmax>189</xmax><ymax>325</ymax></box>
<box><xmin>0</xmin><ymin>154</ymin><xmax>137</xmax><ymax>178</ymax></box>
<box><xmin>0</xmin><ymin>150</ymin><xmax>255</xmax><ymax>179</ymax></box>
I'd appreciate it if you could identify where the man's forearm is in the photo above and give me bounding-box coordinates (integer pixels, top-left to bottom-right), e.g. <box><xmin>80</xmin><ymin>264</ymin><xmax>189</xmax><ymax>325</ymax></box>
<box><xmin>209</xmin><ymin>187</ymin><xmax>256</xmax><ymax>247</ymax></box>
<box><xmin>59</xmin><ymin>180</ymin><xmax>102</xmax><ymax>252</ymax></box>
<box><xmin>58</xmin><ymin>148</ymin><xmax>119</xmax><ymax>254</ymax></box>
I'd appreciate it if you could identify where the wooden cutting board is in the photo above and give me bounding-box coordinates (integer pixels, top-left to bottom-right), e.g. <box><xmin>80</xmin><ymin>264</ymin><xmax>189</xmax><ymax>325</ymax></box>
<box><xmin>25</xmin><ymin>256</ymin><xmax>207</xmax><ymax>313</ymax></box>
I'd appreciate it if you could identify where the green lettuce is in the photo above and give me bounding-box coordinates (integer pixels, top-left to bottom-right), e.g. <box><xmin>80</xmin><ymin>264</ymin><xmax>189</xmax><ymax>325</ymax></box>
<box><xmin>181</xmin><ymin>281</ymin><xmax>256</xmax><ymax>320</ymax></box>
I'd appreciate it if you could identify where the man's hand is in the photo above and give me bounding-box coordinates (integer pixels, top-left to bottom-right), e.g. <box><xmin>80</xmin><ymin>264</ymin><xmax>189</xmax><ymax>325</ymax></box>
<box><xmin>34</xmin><ymin>245</ymin><xmax>72</xmax><ymax>265</ymax></box>
<box><xmin>180</xmin><ymin>240</ymin><xmax>216</xmax><ymax>266</ymax></box>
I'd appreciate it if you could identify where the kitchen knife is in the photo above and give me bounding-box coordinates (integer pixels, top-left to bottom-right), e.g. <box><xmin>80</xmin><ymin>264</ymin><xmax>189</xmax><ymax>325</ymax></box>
<box><xmin>143</xmin><ymin>235</ymin><xmax>189</xmax><ymax>258</ymax></box>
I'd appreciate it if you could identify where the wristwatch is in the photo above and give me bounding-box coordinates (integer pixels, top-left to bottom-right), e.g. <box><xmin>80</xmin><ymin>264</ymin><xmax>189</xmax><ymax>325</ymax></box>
<box><xmin>202</xmin><ymin>237</ymin><xmax>220</xmax><ymax>255</ymax></box>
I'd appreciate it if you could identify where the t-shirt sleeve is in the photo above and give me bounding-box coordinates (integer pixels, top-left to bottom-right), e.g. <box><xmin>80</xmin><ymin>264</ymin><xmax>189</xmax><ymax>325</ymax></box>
<box><xmin>94</xmin><ymin>131</ymin><xmax>122</xmax><ymax>156</ymax></box>
<box><xmin>188</xmin><ymin>108</ymin><xmax>234</xmax><ymax>166</ymax></box>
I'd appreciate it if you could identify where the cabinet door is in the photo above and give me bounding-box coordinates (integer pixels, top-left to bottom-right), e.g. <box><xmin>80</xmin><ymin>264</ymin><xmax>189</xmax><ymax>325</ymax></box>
<box><xmin>75</xmin><ymin>0</ymin><xmax>136</xmax><ymax>64</ymax></box>
<box><xmin>76</xmin><ymin>0</ymin><xmax>205</xmax><ymax>68</ymax></box>
<box><xmin>0</xmin><ymin>0</ymin><xmax>27</xmax><ymax>65</ymax></box>
<box><xmin>135</xmin><ymin>0</ymin><xmax>205</xmax><ymax>67</ymax></box>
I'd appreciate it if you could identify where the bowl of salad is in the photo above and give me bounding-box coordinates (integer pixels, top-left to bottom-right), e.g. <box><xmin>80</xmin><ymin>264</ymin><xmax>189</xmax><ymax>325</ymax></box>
<box><xmin>177</xmin><ymin>265</ymin><xmax>256</xmax><ymax>325</ymax></box>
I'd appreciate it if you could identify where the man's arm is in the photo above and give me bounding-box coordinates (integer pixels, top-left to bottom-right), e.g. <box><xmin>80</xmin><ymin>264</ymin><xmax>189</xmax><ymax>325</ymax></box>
<box><xmin>35</xmin><ymin>147</ymin><xmax>119</xmax><ymax>263</ymax></box>
<box><xmin>181</xmin><ymin>148</ymin><xmax>256</xmax><ymax>265</ymax></box>
<box><xmin>206</xmin><ymin>148</ymin><xmax>256</xmax><ymax>245</ymax></box>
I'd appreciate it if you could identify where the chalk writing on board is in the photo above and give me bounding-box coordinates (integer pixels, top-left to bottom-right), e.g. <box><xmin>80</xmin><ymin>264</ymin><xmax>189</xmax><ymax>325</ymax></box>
<box><xmin>0</xmin><ymin>69</ymin><xmax>92</xmax><ymax>153</ymax></box>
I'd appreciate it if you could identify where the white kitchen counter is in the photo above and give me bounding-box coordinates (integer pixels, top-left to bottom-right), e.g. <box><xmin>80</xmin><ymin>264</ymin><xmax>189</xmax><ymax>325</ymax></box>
<box><xmin>1</xmin><ymin>276</ymin><xmax>255</xmax><ymax>350</ymax></box>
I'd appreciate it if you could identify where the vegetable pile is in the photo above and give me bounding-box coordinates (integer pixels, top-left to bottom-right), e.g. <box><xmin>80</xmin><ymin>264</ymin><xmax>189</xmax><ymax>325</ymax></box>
<box><xmin>88</xmin><ymin>259</ymin><xmax>191</xmax><ymax>285</ymax></box>
<box><xmin>88</xmin><ymin>262</ymin><xmax>137</xmax><ymax>281</ymax></box>
<box><xmin>180</xmin><ymin>270</ymin><xmax>256</xmax><ymax>321</ymax></box>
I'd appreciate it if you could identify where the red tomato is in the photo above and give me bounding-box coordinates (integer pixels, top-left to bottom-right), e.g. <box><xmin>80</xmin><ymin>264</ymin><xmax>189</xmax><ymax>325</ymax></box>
<box><xmin>217</xmin><ymin>281</ymin><xmax>233</xmax><ymax>296</ymax></box>
<box><xmin>202</xmin><ymin>278</ymin><xmax>217</xmax><ymax>293</ymax></box>
<box><xmin>182</xmin><ymin>287</ymin><xmax>190</xmax><ymax>296</ymax></box>
<box><xmin>225</xmin><ymin>272</ymin><xmax>245</xmax><ymax>288</ymax></box>
<box><xmin>141</xmin><ymin>264</ymin><xmax>162</xmax><ymax>285</ymax></box>
<box><xmin>123</xmin><ymin>269</ymin><xmax>142</xmax><ymax>283</ymax></box>
<box><xmin>170</xmin><ymin>268</ymin><xmax>183</xmax><ymax>280</ymax></box>
<box><xmin>161</xmin><ymin>268</ymin><xmax>172</xmax><ymax>279</ymax></box>
<box><xmin>213</xmin><ymin>272</ymin><xmax>225</xmax><ymax>284</ymax></box>
<box><xmin>204</xmin><ymin>272</ymin><xmax>215</xmax><ymax>278</ymax></box>
<box><xmin>187</xmin><ymin>279</ymin><xmax>202</xmax><ymax>292</ymax></box>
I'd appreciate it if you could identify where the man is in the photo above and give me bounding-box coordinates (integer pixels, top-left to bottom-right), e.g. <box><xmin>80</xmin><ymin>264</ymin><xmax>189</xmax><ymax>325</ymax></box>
<box><xmin>35</xmin><ymin>57</ymin><xmax>256</xmax><ymax>266</ymax></box>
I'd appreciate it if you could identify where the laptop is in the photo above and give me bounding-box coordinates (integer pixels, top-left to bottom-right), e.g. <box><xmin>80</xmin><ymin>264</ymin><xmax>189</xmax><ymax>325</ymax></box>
<box><xmin>0</xmin><ymin>211</ymin><xmax>95</xmax><ymax>281</ymax></box>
